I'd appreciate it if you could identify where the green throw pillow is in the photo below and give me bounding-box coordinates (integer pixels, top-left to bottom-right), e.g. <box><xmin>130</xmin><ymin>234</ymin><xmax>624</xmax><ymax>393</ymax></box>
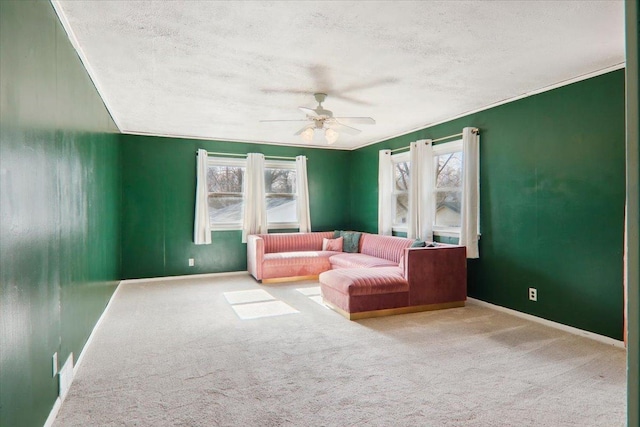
<box><xmin>341</xmin><ymin>231</ymin><xmax>362</xmax><ymax>253</ymax></box>
<box><xmin>411</xmin><ymin>239</ymin><xmax>427</xmax><ymax>247</ymax></box>
<box><xmin>333</xmin><ymin>230</ymin><xmax>343</xmax><ymax>238</ymax></box>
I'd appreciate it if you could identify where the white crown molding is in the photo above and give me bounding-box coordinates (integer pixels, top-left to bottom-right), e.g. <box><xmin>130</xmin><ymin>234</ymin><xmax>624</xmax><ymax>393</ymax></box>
<box><xmin>350</xmin><ymin>63</ymin><xmax>626</xmax><ymax>151</ymax></box>
<box><xmin>50</xmin><ymin>1</ymin><xmax>122</xmax><ymax>131</ymax></box>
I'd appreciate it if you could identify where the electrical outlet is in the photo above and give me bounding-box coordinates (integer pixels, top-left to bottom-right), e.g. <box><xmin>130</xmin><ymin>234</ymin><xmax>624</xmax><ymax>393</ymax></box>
<box><xmin>528</xmin><ymin>287</ymin><xmax>537</xmax><ymax>301</ymax></box>
<box><xmin>188</xmin><ymin>258</ymin><xmax>195</xmax><ymax>267</ymax></box>
<box><xmin>52</xmin><ymin>352</ymin><xmax>58</xmax><ymax>377</ymax></box>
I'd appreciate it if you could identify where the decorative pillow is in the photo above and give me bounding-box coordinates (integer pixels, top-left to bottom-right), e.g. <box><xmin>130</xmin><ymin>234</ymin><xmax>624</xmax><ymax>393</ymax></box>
<box><xmin>341</xmin><ymin>231</ymin><xmax>362</xmax><ymax>253</ymax></box>
<box><xmin>323</xmin><ymin>236</ymin><xmax>344</xmax><ymax>251</ymax></box>
<box><xmin>411</xmin><ymin>239</ymin><xmax>427</xmax><ymax>248</ymax></box>
<box><xmin>333</xmin><ymin>230</ymin><xmax>343</xmax><ymax>238</ymax></box>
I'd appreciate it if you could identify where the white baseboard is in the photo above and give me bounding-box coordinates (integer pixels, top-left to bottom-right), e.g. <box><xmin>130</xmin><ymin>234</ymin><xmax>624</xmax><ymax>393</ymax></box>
<box><xmin>120</xmin><ymin>270</ymin><xmax>249</xmax><ymax>285</ymax></box>
<box><xmin>45</xmin><ymin>280</ymin><xmax>123</xmax><ymax>427</ymax></box>
<box><xmin>43</xmin><ymin>397</ymin><xmax>61</xmax><ymax>427</ymax></box>
<box><xmin>74</xmin><ymin>282</ymin><xmax>123</xmax><ymax>375</ymax></box>
<box><xmin>467</xmin><ymin>297</ymin><xmax>625</xmax><ymax>348</ymax></box>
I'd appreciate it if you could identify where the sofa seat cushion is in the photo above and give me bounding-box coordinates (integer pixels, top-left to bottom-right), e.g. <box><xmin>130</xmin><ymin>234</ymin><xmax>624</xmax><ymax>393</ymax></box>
<box><xmin>261</xmin><ymin>251</ymin><xmax>340</xmax><ymax>280</ymax></box>
<box><xmin>263</xmin><ymin>251</ymin><xmax>339</xmax><ymax>267</ymax></box>
<box><xmin>319</xmin><ymin>267</ymin><xmax>408</xmax><ymax>296</ymax></box>
<box><xmin>329</xmin><ymin>253</ymin><xmax>399</xmax><ymax>269</ymax></box>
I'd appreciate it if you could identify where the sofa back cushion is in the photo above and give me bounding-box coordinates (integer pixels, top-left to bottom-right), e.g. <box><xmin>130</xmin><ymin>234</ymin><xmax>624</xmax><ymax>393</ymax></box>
<box><xmin>259</xmin><ymin>231</ymin><xmax>334</xmax><ymax>253</ymax></box>
<box><xmin>360</xmin><ymin>234</ymin><xmax>414</xmax><ymax>264</ymax></box>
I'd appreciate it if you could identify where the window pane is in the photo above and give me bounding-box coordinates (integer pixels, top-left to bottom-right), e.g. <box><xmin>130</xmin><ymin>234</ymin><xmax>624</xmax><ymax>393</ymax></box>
<box><xmin>266</xmin><ymin>194</ymin><xmax>297</xmax><ymax>223</ymax></box>
<box><xmin>208</xmin><ymin>194</ymin><xmax>243</xmax><ymax>223</ymax></box>
<box><xmin>435</xmin><ymin>191</ymin><xmax>461</xmax><ymax>227</ymax></box>
<box><xmin>208</xmin><ymin>166</ymin><xmax>244</xmax><ymax>193</ymax></box>
<box><xmin>394</xmin><ymin>193</ymin><xmax>408</xmax><ymax>225</ymax></box>
<box><xmin>265</xmin><ymin>168</ymin><xmax>296</xmax><ymax>194</ymax></box>
<box><xmin>394</xmin><ymin>162</ymin><xmax>410</xmax><ymax>191</ymax></box>
<box><xmin>436</xmin><ymin>152</ymin><xmax>462</xmax><ymax>189</ymax></box>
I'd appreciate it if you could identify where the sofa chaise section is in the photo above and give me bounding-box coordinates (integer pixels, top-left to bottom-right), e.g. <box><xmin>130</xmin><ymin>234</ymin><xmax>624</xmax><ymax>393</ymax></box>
<box><xmin>320</xmin><ymin>244</ymin><xmax>467</xmax><ymax>320</ymax></box>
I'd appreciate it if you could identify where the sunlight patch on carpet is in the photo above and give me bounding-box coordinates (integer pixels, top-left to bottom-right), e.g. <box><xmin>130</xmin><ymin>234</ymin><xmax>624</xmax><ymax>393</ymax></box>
<box><xmin>295</xmin><ymin>286</ymin><xmax>321</xmax><ymax>296</ymax></box>
<box><xmin>309</xmin><ymin>295</ymin><xmax>330</xmax><ymax>308</ymax></box>
<box><xmin>224</xmin><ymin>289</ymin><xmax>275</xmax><ymax>305</ymax></box>
<box><xmin>231</xmin><ymin>300</ymin><xmax>299</xmax><ymax>320</ymax></box>
<box><xmin>296</xmin><ymin>286</ymin><xmax>329</xmax><ymax>308</ymax></box>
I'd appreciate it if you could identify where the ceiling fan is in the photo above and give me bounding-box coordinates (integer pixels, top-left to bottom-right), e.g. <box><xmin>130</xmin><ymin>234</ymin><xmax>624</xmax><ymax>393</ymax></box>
<box><xmin>261</xmin><ymin>93</ymin><xmax>375</xmax><ymax>145</ymax></box>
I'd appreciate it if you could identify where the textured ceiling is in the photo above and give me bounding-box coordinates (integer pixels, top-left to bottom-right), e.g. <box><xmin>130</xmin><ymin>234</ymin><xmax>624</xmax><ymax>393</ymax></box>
<box><xmin>53</xmin><ymin>1</ymin><xmax>625</xmax><ymax>150</ymax></box>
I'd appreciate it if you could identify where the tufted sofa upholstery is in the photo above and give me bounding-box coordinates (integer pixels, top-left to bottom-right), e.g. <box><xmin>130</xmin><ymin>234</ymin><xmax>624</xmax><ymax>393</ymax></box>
<box><xmin>247</xmin><ymin>232</ymin><xmax>336</xmax><ymax>282</ymax></box>
<box><xmin>247</xmin><ymin>231</ymin><xmax>467</xmax><ymax>319</ymax></box>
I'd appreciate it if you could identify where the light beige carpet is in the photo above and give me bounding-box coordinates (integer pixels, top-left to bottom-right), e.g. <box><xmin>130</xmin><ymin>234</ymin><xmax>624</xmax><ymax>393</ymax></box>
<box><xmin>53</xmin><ymin>273</ymin><xmax>626</xmax><ymax>426</ymax></box>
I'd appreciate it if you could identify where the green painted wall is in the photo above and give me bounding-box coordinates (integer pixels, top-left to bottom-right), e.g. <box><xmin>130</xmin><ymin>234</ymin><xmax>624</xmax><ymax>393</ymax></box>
<box><xmin>120</xmin><ymin>135</ymin><xmax>351</xmax><ymax>279</ymax></box>
<box><xmin>0</xmin><ymin>2</ymin><xmax>632</xmax><ymax>425</ymax></box>
<box><xmin>626</xmin><ymin>0</ymin><xmax>639</xmax><ymax>424</ymax></box>
<box><xmin>0</xmin><ymin>2</ymin><xmax>121</xmax><ymax>426</ymax></box>
<box><xmin>350</xmin><ymin>70</ymin><xmax>626</xmax><ymax>340</ymax></box>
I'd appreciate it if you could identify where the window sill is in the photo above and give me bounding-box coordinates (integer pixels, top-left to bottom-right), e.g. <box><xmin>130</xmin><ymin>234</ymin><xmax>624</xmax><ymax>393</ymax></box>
<box><xmin>210</xmin><ymin>225</ymin><xmax>242</xmax><ymax>232</ymax></box>
<box><xmin>393</xmin><ymin>227</ymin><xmax>461</xmax><ymax>238</ymax></box>
<box><xmin>433</xmin><ymin>229</ymin><xmax>460</xmax><ymax>238</ymax></box>
<box><xmin>209</xmin><ymin>224</ymin><xmax>301</xmax><ymax>232</ymax></box>
<box><xmin>268</xmin><ymin>223</ymin><xmax>300</xmax><ymax>231</ymax></box>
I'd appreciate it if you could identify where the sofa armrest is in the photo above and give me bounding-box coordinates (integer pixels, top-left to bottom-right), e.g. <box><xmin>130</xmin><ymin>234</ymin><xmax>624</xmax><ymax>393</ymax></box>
<box><xmin>247</xmin><ymin>234</ymin><xmax>264</xmax><ymax>280</ymax></box>
<box><xmin>404</xmin><ymin>245</ymin><xmax>467</xmax><ymax>306</ymax></box>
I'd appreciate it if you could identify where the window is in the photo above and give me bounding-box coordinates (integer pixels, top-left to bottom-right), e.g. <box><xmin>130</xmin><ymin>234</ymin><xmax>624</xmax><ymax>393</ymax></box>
<box><xmin>207</xmin><ymin>157</ymin><xmax>246</xmax><ymax>230</ymax></box>
<box><xmin>264</xmin><ymin>160</ymin><xmax>298</xmax><ymax>228</ymax></box>
<box><xmin>389</xmin><ymin>139</ymin><xmax>467</xmax><ymax>236</ymax></box>
<box><xmin>207</xmin><ymin>157</ymin><xmax>299</xmax><ymax>230</ymax></box>
<box><xmin>392</xmin><ymin>152</ymin><xmax>410</xmax><ymax>229</ymax></box>
<box><xmin>433</xmin><ymin>140</ymin><xmax>463</xmax><ymax>235</ymax></box>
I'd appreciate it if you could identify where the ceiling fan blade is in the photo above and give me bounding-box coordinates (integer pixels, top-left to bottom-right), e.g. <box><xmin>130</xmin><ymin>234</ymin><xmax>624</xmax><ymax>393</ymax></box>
<box><xmin>333</xmin><ymin>117</ymin><xmax>376</xmax><ymax>125</ymax></box>
<box><xmin>294</xmin><ymin>124</ymin><xmax>314</xmax><ymax>135</ymax></box>
<box><xmin>330</xmin><ymin>121</ymin><xmax>361</xmax><ymax>135</ymax></box>
<box><xmin>299</xmin><ymin>107</ymin><xmax>319</xmax><ymax>117</ymax></box>
<box><xmin>260</xmin><ymin>119</ymin><xmax>310</xmax><ymax>123</ymax></box>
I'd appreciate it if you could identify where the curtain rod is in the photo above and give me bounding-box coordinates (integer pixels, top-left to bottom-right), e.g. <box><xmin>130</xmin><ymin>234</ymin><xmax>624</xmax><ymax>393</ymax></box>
<box><xmin>200</xmin><ymin>151</ymin><xmax>297</xmax><ymax>161</ymax></box>
<box><xmin>389</xmin><ymin>129</ymin><xmax>479</xmax><ymax>153</ymax></box>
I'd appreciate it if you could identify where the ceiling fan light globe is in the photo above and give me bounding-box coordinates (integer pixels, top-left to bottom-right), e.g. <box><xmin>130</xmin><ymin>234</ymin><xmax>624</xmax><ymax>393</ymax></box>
<box><xmin>325</xmin><ymin>128</ymin><xmax>339</xmax><ymax>145</ymax></box>
<box><xmin>301</xmin><ymin>127</ymin><xmax>315</xmax><ymax>143</ymax></box>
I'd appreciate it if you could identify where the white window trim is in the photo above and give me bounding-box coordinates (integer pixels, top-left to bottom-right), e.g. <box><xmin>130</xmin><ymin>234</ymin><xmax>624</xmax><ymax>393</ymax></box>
<box><xmin>264</xmin><ymin>159</ymin><xmax>299</xmax><ymax>230</ymax></box>
<box><xmin>208</xmin><ymin>157</ymin><xmax>246</xmax><ymax>231</ymax></box>
<box><xmin>207</xmin><ymin>157</ymin><xmax>302</xmax><ymax>231</ymax></box>
<box><xmin>391</xmin><ymin>151</ymin><xmax>410</xmax><ymax>233</ymax></box>
<box><xmin>432</xmin><ymin>139</ymin><xmax>463</xmax><ymax>237</ymax></box>
<box><xmin>432</xmin><ymin>139</ymin><xmax>481</xmax><ymax>239</ymax></box>
<box><xmin>433</xmin><ymin>139</ymin><xmax>463</xmax><ymax>155</ymax></box>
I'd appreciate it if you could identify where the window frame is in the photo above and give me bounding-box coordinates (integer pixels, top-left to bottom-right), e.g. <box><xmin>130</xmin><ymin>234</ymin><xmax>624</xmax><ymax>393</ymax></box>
<box><xmin>207</xmin><ymin>156</ymin><xmax>246</xmax><ymax>231</ymax></box>
<box><xmin>391</xmin><ymin>151</ymin><xmax>410</xmax><ymax>233</ymax></box>
<box><xmin>432</xmin><ymin>139</ymin><xmax>464</xmax><ymax>237</ymax></box>
<box><xmin>264</xmin><ymin>159</ymin><xmax>299</xmax><ymax>230</ymax></box>
<box><xmin>206</xmin><ymin>157</ymin><xmax>301</xmax><ymax>231</ymax></box>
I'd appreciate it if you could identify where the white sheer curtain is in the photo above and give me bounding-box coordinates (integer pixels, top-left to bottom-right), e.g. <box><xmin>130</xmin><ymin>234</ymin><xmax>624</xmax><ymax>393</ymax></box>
<box><xmin>193</xmin><ymin>149</ymin><xmax>212</xmax><ymax>245</ymax></box>
<box><xmin>408</xmin><ymin>139</ymin><xmax>434</xmax><ymax>241</ymax></box>
<box><xmin>460</xmin><ymin>127</ymin><xmax>480</xmax><ymax>258</ymax></box>
<box><xmin>242</xmin><ymin>153</ymin><xmax>267</xmax><ymax>243</ymax></box>
<box><xmin>378</xmin><ymin>149</ymin><xmax>393</xmax><ymax>235</ymax></box>
<box><xmin>295</xmin><ymin>155</ymin><xmax>311</xmax><ymax>232</ymax></box>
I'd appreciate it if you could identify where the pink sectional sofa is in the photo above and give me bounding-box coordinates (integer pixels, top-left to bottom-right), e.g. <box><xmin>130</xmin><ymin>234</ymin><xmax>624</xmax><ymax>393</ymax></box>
<box><xmin>247</xmin><ymin>231</ymin><xmax>467</xmax><ymax>319</ymax></box>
